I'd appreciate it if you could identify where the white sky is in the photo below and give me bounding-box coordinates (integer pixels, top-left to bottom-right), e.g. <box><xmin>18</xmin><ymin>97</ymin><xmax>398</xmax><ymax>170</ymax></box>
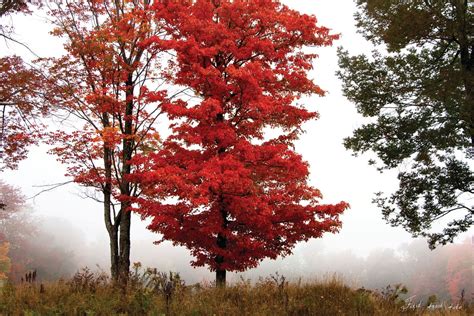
<box><xmin>1</xmin><ymin>0</ymin><xmax>471</xmax><ymax>277</ymax></box>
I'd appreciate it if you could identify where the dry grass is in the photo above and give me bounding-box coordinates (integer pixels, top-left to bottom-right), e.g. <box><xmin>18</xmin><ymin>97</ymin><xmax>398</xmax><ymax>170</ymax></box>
<box><xmin>0</xmin><ymin>269</ymin><xmax>471</xmax><ymax>315</ymax></box>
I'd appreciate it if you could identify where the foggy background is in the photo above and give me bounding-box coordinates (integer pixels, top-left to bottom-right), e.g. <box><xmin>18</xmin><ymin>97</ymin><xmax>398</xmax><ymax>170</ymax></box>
<box><xmin>0</xmin><ymin>0</ymin><xmax>472</xmax><ymax>302</ymax></box>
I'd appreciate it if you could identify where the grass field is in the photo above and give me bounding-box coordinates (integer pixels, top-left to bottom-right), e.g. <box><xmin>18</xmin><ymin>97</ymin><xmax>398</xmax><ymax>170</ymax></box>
<box><xmin>0</xmin><ymin>268</ymin><xmax>472</xmax><ymax>315</ymax></box>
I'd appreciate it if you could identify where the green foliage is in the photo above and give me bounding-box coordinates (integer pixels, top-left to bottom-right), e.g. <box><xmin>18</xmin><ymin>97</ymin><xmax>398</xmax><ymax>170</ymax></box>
<box><xmin>337</xmin><ymin>0</ymin><xmax>473</xmax><ymax>248</ymax></box>
<box><xmin>380</xmin><ymin>283</ymin><xmax>408</xmax><ymax>309</ymax></box>
<box><xmin>427</xmin><ymin>294</ymin><xmax>439</xmax><ymax>307</ymax></box>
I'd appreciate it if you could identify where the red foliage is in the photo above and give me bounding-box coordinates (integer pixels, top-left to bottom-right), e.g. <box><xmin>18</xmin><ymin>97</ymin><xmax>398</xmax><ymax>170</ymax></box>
<box><xmin>446</xmin><ymin>240</ymin><xmax>472</xmax><ymax>303</ymax></box>
<box><xmin>0</xmin><ymin>0</ymin><xmax>38</xmax><ymax>16</ymax></box>
<box><xmin>43</xmin><ymin>0</ymin><xmax>171</xmax><ymax>279</ymax></box>
<box><xmin>0</xmin><ymin>56</ymin><xmax>47</xmax><ymax>169</ymax></box>
<box><xmin>132</xmin><ymin>0</ymin><xmax>347</xmax><ymax>275</ymax></box>
<box><xmin>0</xmin><ymin>0</ymin><xmax>48</xmax><ymax>170</ymax></box>
<box><xmin>44</xmin><ymin>1</ymin><xmax>167</xmax><ymax>196</ymax></box>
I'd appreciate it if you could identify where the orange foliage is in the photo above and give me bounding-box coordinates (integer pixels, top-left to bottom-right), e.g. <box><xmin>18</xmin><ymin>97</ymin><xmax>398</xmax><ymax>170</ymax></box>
<box><xmin>0</xmin><ymin>242</ymin><xmax>11</xmax><ymax>280</ymax></box>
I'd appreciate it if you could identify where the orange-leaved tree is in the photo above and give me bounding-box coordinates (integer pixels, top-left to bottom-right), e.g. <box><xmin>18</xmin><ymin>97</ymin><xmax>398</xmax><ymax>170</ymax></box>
<box><xmin>44</xmin><ymin>0</ymin><xmax>172</xmax><ymax>282</ymax></box>
<box><xmin>0</xmin><ymin>56</ymin><xmax>49</xmax><ymax>170</ymax></box>
<box><xmin>0</xmin><ymin>242</ymin><xmax>10</xmax><ymax>280</ymax></box>
<box><xmin>132</xmin><ymin>0</ymin><xmax>348</xmax><ymax>286</ymax></box>
<box><xmin>0</xmin><ymin>1</ymin><xmax>48</xmax><ymax>170</ymax></box>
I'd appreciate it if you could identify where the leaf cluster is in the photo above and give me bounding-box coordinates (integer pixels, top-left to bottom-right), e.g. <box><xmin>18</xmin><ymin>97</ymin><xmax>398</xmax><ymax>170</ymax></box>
<box><xmin>338</xmin><ymin>0</ymin><xmax>474</xmax><ymax>247</ymax></box>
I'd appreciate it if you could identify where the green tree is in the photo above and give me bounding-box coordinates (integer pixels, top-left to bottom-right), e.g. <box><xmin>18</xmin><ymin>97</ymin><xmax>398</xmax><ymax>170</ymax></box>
<box><xmin>337</xmin><ymin>0</ymin><xmax>473</xmax><ymax>248</ymax></box>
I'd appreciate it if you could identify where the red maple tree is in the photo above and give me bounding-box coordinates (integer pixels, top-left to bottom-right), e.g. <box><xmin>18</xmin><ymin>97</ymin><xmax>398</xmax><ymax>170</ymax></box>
<box><xmin>0</xmin><ymin>1</ymin><xmax>47</xmax><ymax>170</ymax></box>
<box><xmin>44</xmin><ymin>0</ymin><xmax>169</xmax><ymax>281</ymax></box>
<box><xmin>132</xmin><ymin>0</ymin><xmax>348</xmax><ymax>285</ymax></box>
<box><xmin>0</xmin><ymin>56</ymin><xmax>47</xmax><ymax>170</ymax></box>
<box><xmin>446</xmin><ymin>239</ymin><xmax>472</xmax><ymax>303</ymax></box>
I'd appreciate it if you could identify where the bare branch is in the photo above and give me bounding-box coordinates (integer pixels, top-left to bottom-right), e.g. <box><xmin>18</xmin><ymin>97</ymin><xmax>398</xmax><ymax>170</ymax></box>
<box><xmin>27</xmin><ymin>180</ymin><xmax>74</xmax><ymax>200</ymax></box>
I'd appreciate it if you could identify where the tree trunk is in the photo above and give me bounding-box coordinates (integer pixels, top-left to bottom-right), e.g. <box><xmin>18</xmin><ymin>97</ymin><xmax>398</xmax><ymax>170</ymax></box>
<box><xmin>108</xmin><ymin>227</ymin><xmax>119</xmax><ymax>280</ymax></box>
<box><xmin>461</xmin><ymin>57</ymin><xmax>473</xmax><ymax>146</ymax></box>
<box><xmin>104</xmin><ymin>163</ymin><xmax>120</xmax><ymax>280</ymax></box>
<box><xmin>215</xmin><ymin>231</ymin><xmax>227</xmax><ymax>287</ymax></box>
<box><xmin>118</xmin><ymin>204</ymin><xmax>131</xmax><ymax>283</ymax></box>
<box><xmin>103</xmin><ymin>130</ymin><xmax>124</xmax><ymax>281</ymax></box>
<box><xmin>102</xmin><ymin>115</ymin><xmax>121</xmax><ymax>280</ymax></box>
<box><xmin>455</xmin><ymin>0</ymin><xmax>474</xmax><ymax>146</ymax></box>
<box><xmin>115</xmin><ymin>73</ymin><xmax>135</xmax><ymax>283</ymax></box>
<box><xmin>216</xmin><ymin>269</ymin><xmax>226</xmax><ymax>287</ymax></box>
<box><xmin>104</xmin><ymin>179</ymin><xmax>119</xmax><ymax>279</ymax></box>
<box><xmin>215</xmin><ymin>117</ymin><xmax>228</xmax><ymax>287</ymax></box>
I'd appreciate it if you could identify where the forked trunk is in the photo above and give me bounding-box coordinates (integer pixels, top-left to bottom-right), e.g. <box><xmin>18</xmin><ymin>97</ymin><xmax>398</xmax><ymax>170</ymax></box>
<box><xmin>115</xmin><ymin>74</ymin><xmax>135</xmax><ymax>283</ymax></box>
<box><xmin>103</xmin><ymin>126</ymin><xmax>121</xmax><ymax>280</ymax></box>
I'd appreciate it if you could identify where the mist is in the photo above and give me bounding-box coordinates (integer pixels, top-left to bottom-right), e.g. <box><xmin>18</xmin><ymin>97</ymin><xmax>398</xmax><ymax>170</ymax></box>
<box><xmin>0</xmin><ymin>0</ymin><xmax>472</xmax><ymax>308</ymax></box>
<box><xmin>10</xmin><ymin>205</ymin><xmax>470</xmax><ymax>304</ymax></box>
